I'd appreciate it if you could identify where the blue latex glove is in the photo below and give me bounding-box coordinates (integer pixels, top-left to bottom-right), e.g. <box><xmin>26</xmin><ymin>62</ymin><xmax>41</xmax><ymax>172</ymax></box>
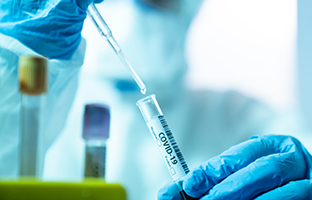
<box><xmin>0</xmin><ymin>0</ymin><xmax>103</xmax><ymax>59</ymax></box>
<box><xmin>158</xmin><ymin>135</ymin><xmax>312</xmax><ymax>200</ymax></box>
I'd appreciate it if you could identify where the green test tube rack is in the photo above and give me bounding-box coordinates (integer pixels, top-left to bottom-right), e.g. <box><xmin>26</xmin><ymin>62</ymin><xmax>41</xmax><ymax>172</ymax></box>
<box><xmin>0</xmin><ymin>179</ymin><xmax>126</xmax><ymax>200</ymax></box>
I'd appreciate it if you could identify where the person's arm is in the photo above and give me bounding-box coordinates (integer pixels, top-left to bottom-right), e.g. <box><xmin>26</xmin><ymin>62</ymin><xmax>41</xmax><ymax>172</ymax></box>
<box><xmin>158</xmin><ymin>135</ymin><xmax>312</xmax><ymax>199</ymax></box>
<box><xmin>0</xmin><ymin>0</ymin><xmax>103</xmax><ymax>59</ymax></box>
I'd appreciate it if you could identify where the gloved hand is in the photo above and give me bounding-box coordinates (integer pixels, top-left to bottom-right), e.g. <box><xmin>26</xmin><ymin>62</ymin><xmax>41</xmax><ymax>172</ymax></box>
<box><xmin>158</xmin><ymin>135</ymin><xmax>312</xmax><ymax>200</ymax></box>
<box><xmin>0</xmin><ymin>0</ymin><xmax>103</xmax><ymax>59</ymax></box>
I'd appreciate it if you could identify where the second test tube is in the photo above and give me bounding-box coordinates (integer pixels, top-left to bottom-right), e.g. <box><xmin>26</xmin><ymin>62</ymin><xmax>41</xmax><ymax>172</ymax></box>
<box><xmin>82</xmin><ymin>104</ymin><xmax>110</xmax><ymax>179</ymax></box>
<box><xmin>18</xmin><ymin>56</ymin><xmax>48</xmax><ymax>178</ymax></box>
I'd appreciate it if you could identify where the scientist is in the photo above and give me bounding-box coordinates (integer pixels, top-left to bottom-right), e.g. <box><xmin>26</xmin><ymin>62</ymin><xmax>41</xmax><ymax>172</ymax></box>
<box><xmin>55</xmin><ymin>0</ymin><xmax>311</xmax><ymax>199</ymax></box>
<box><xmin>56</xmin><ymin>0</ymin><xmax>281</xmax><ymax>199</ymax></box>
<box><xmin>0</xmin><ymin>1</ymin><xmax>311</xmax><ymax>200</ymax></box>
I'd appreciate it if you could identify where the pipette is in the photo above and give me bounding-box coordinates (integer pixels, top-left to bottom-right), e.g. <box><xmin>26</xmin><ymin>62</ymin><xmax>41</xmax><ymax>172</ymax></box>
<box><xmin>87</xmin><ymin>3</ymin><xmax>147</xmax><ymax>94</ymax></box>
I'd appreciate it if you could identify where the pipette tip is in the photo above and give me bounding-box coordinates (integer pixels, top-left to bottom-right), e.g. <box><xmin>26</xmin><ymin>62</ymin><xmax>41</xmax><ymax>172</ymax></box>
<box><xmin>140</xmin><ymin>87</ymin><xmax>147</xmax><ymax>94</ymax></box>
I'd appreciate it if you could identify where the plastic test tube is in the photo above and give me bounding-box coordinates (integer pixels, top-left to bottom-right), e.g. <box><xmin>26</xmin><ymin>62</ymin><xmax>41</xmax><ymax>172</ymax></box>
<box><xmin>82</xmin><ymin>104</ymin><xmax>110</xmax><ymax>178</ymax></box>
<box><xmin>18</xmin><ymin>56</ymin><xmax>48</xmax><ymax>177</ymax></box>
<box><xmin>136</xmin><ymin>94</ymin><xmax>197</xmax><ymax>200</ymax></box>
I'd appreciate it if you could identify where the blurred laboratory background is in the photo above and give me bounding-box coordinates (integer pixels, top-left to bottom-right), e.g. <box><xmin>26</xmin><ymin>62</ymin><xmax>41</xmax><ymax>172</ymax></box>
<box><xmin>43</xmin><ymin>0</ymin><xmax>310</xmax><ymax>200</ymax></box>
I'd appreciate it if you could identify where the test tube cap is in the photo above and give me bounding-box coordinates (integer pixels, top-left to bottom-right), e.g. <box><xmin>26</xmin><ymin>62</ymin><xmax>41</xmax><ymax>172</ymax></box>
<box><xmin>136</xmin><ymin>94</ymin><xmax>163</xmax><ymax>122</ymax></box>
<box><xmin>83</xmin><ymin>104</ymin><xmax>110</xmax><ymax>140</ymax></box>
<box><xmin>18</xmin><ymin>56</ymin><xmax>48</xmax><ymax>95</ymax></box>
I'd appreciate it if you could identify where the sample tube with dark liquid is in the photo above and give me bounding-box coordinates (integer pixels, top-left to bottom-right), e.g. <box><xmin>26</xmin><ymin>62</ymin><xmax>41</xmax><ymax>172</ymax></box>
<box><xmin>82</xmin><ymin>104</ymin><xmax>110</xmax><ymax>179</ymax></box>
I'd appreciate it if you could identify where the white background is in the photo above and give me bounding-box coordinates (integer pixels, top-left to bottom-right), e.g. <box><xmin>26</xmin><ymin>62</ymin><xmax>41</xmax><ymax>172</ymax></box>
<box><xmin>186</xmin><ymin>0</ymin><xmax>297</xmax><ymax>111</ymax></box>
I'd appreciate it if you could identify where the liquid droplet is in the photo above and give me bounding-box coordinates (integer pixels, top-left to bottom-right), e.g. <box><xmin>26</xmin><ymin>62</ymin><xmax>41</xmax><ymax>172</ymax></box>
<box><xmin>141</xmin><ymin>87</ymin><xmax>147</xmax><ymax>94</ymax></box>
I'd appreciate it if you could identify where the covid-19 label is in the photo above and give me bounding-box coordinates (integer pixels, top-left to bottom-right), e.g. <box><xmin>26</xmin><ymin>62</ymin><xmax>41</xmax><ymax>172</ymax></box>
<box><xmin>147</xmin><ymin>115</ymin><xmax>190</xmax><ymax>180</ymax></box>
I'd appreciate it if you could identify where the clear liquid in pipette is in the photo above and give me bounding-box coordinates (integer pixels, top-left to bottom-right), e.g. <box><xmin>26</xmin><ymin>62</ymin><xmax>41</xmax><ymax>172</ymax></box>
<box><xmin>117</xmin><ymin>51</ymin><xmax>147</xmax><ymax>94</ymax></box>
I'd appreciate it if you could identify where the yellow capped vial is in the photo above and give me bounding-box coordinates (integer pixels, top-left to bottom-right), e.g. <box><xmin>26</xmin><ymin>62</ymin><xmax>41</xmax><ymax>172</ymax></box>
<box><xmin>18</xmin><ymin>56</ymin><xmax>48</xmax><ymax>95</ymax></box>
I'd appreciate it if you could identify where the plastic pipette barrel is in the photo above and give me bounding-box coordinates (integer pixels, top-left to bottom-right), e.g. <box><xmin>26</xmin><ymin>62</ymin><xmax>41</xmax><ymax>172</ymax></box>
<box><xmin>83</xmin><ymin>104</ymin><xmax>110</xmax><ymax>178</ymax></box>
<box><xmin>136</xmin><ymin>94</ymin><xmax>197</xmax><ymax>200</ymax></box>
<box><xmin>18</xmin><ymin>55</ymin><xmax>48</xmax><ymax>177</ymax></box>
<box><xmin>86</xmin><ymin>3</ymin><xmax>146</xmax><ymax>94</ymax></box>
